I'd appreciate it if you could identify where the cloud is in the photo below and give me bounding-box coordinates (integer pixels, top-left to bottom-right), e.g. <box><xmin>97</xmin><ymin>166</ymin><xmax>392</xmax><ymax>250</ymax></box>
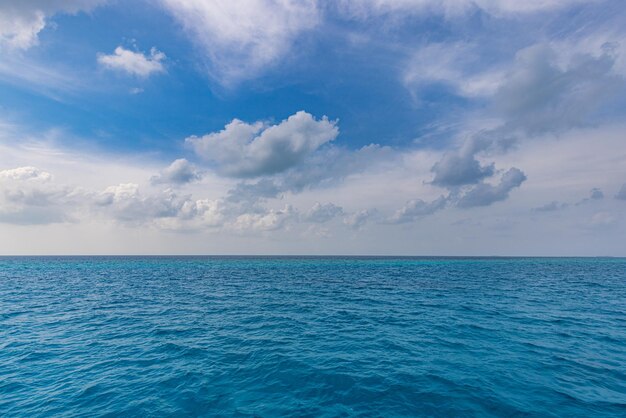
<box><xmin>590</xmin><ymin>188</ymin><xmax>604</xmax><ymax>200</ymax></box>
<box><xmin>98</xmin><ymin>46</ymin><xmax>166</xmax><ymax>77</ymax></box>
<box><xmin>533</xmin><ymin>201</ymin><xmax>568</xmax><ymax>212</ymax></box>
<box><xmin>304</xmin><ymin>202</ymin><xmax>344</xmax><ymax>223</ymax></box>
<box><xmin>389</xmin><ymin>196</ymin><xmax>447</xmax><ymax>223</ymax></box>
<box><xmin>232</xmin><ymin>205</ymin><xmax>296</xmax><ymax>232</ymax></box>
<box><xmin>457</xmin><ymin>168</ymin><xmax>526</xmax><ymax>208</ymax></box>
<box><xmin>187</xmin><ymin>111</ymin><xmax>338</xmax><ymax>178</ymax></box>
<box><xmin>94</xmin><ymin>183</ymin><xmax>190</xmax><ymax>224</ymax></box>
<box><xmin>576</xmin><ymin>187</ymin><xmax>605</xmax><ymax>205</ymax></box>
<box><xmin>0</xmin><ymin>0</ymin><xmax>105</xmax><ymax>50</ymax></box>
<box><xmin>431</xmin><ymin>146</ymin><xmax>495</xmax><ymax>188</ymax></box>
<box><xmin>427</xmin><ymin>41</ymin><xmax>622</xmax><ymax>203</ymax></box>
<box><xmin>151</xmin><ymin>159</ymin><xmax>202</xmax><ymax>185</ymax></box>
<box><xmin>0</xmin><ymin>166</ymin><xmax>52</xmax><ymax>181</ymax></box>
<box><xmin>403</xmin><ymin>43</ymin><xmax>504</xmax><ymax>99</ymax></box>
<box><xmin>159</xmin><ymin>0</ymin><xmax>320</xmax><ymax>84</ymax></box>
<box><xmin>336</xmin><ymin>0</ymin><xmax>591</xmax><ymax>20</ymax></box>
<box><xmin>616</xmin><ymin>183</ymin><xmax>626</xmax><ymax>200</ymax></box>
<box><xmin>494</xmin><ymin>43</ymin><xmax>622</xmax><ymax>135</ymax></box>
<box><xmin>218</xmin><ymin>143</ymin><xmax>394</xmax><ymax>209</ymax></box>
<box><xmin>0</xmin><ymin>166</ymin><xmax>81</xmax><ymax>224</ymax></box>
<box><xmin>343</xmin><ymin>209</ymin><xmax>374</xmax><ymax>230</ymax></box>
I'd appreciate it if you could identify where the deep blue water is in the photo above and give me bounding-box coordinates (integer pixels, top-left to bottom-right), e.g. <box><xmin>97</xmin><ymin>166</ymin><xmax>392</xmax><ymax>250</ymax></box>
<box><xmin>1</xmin><ymin>257</ymin><xmax>625</xmax><ymax>417</ymax></box>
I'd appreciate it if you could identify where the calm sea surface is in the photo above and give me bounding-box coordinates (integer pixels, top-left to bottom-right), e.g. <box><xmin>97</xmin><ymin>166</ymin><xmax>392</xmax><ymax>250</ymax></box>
<box><xmin>1</xmin><ymin>257</ymin><xmax>625</xmax><ymax>417</ymax></box>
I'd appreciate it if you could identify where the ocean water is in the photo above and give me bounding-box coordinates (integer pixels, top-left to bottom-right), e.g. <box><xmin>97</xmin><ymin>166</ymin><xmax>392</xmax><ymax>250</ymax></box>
<box><xmin>1</xmin><ymin>257</ymin><xmax>625</xmax><ymax>417</ymax></box>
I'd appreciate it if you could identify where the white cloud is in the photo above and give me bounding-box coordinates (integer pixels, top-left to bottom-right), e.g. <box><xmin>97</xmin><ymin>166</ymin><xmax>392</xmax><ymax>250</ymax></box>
<box><xmin>187</xmin><ymin>111</ymin><xmax>338</xmax><ymax>178</ymax></box>
<box><xmin>98</xmin><ymin>46</ymin><xmax>166</xmax><ymax>77</ymax></box>
<box><xmin>232</xmin><ymin>205</ymin><xmax>296</xmax><ymax>232</ymax></box>
<box><xmin>0</xmin><ymin>166</ymin><xmax>52</xmax><ymax>182</ymax></box>
<box><xmin>159</xmin><ymin>0</ymin><xmax>320</xmax><ymax>84</ymax></box>
<box><xmin>403</xmin><ymin>43</ymin><xmax>505</xmax><ymax>99</ymax></box>
<box><xmin>0</xmin><ymin>0</ymin><xmax>105</xmax><ymax>50</ymax></box>
<box><xmin>0</xmin><ymin>166</ymin><xmax>82</xmax><ymax>224</ymax></box>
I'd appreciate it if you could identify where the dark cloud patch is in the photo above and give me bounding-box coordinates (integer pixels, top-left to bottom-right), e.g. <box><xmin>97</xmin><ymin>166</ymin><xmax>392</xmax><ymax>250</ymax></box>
<box><xmin>533</xmin><ymin>201</ymin><xmax>568</xmax><ymax>212</ymax></box>
<box><xmin>457</xmin><ymin>168</ymin><xmax>526</xmax><ymax>208</ymax></box>
<box><xmin>431</xmin><ymin>150</ymin><xmax>494</xmax><ymax>187</ymax></box>
<box><xmin>151</xmin><ymin>159</ymin><xmax>202</xmax><ymax>185</ymax></box>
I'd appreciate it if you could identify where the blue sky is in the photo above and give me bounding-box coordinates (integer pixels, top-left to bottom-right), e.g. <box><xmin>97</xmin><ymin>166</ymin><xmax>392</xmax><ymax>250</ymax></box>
<box><xmin>1</xmin><ymin>0</ymin><xmax>625</xmax><ymax>255</ymax></box>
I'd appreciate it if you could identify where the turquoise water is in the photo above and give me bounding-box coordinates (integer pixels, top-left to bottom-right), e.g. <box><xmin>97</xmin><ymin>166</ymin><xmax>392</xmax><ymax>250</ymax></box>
<box><xmin>1</xmin><ymin>257</ymin><xmax>625</xmax><ymax>417</ymax></box>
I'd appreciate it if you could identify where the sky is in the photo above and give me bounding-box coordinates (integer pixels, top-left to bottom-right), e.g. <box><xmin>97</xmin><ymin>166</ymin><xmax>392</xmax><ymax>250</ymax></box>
<box><xmin>0</xmin><ymin>0</ymin><xmax>625</xmax><ymax>256</ymax></box>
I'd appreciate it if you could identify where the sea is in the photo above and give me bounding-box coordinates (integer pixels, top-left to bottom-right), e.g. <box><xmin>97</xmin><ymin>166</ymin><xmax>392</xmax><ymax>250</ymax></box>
<box><xmin>1</xmin><ymin>256</ymin><xmax>625</xmax><ymax>417</ymax></box>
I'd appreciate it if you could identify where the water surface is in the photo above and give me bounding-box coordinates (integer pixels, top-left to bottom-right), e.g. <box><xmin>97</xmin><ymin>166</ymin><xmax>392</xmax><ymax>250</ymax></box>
<box><xmin>1</xmin><ymin>257</ymin><xmax>625</xmax><ymax>416</ymax></box>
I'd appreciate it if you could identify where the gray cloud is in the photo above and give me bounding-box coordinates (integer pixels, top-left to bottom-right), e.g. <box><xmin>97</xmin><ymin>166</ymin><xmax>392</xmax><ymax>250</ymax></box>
<box><xmin>304</xmin><ymin>202</ymin><xmax>344</xmax><ymax>223</ymax></box>
<box><xmin>431</xmin><ymin>148</ymin><xmax>495</xmax><ymax>188</ymax></box>
<box><xmin>494</xmin><ymin>43</ymin><xmax>622</xmax><ymax>136</ymax></box>
<box><xmin>0</xmin><ymin>166</ymin><xmax>81</xmax><ymax>225</ymax></box>
<box><xmin>187</xmin><ymin>111</ymin><xmax>338</xmax><ymax>178</ymax></box>
<box><xmin>95</xmin><ymin>183</ymin><xmax>191</xmax><ymax>224</ymax></box>
<box><xmin>616</xmin><ymin>183</ymin><xmax>626</xmax><ymax>200</ymax></box>
<box><xmin>223</xmin><ymin>144</ymin><xmax>394</xmax><ymax>205</ymax></box>
<box><xmin>533</xmin><ymin>201</ymin><xmax>568</xmax><ymax>212</ymax></box>
<box><xmin>457</xmin><ymin>168</ymin><xmax>526</xmax><ymax>208</ymax></box>
<box><xmin>576</xmin><ymin>187</ymin><xmax>605</xmax><ymax>205</ymax></box>
<box><xmin>590</xmin><ymin>188</ymin><xmax>605</xmax><ymax>200</ymax></box>
<box><xmin>389</xmin><ymin>196</ymin><xmax>448</xmax><ymax>223</ymax></box>
<box><xmin>429</xmin><ymin>43</ymin><xmax>622</xmax><ymax>201</ymax></box>
<box><xmin>151</xmin><ymin>159</ymin><xmax>202</xmax><ymax>185</ymax></box>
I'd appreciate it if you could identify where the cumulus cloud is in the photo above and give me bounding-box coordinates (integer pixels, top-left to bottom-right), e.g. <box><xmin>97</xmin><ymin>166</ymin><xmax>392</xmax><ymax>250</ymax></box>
<box><xmin>97</xmin><ymin>46</ymin><xmax>166</xmax><ymax>77</ymax></box>
<box><xmin>151</xmin><ymin>159</ymin><xmax>202</xmax><ymax>185</ymax></box>
<box><xmin>187</xmin><ymin>111</ymin><xmax>338</xmax><ymax>178</ymax></box>
<box><xmin>304</xmin><ymin>202</ymin><xmax>344</xmax><ymax>223</ymax></box>
<box><xmin>616</xmin><ymin>183</ymin><xmax>626</xmax><ymax>200</ymax></box>
<box><xmin>431</xmin><ymin>147</ymin><xmax>495</xmax><ymax>188</ymax></box>
<box><xmin>159</xmin><ymin>0</ymin><xmax>320</xmax><ymax>84</ymax></box>
<box><xmin>0</xmin><ymin>166</ymin><xmax>81</xmax><ymax>224</ymax></box>
<box><xmin>389</xmin><ymin>196</ymin><xmax>447</xmax><ymax>223</ymax></box>
<box><xmin>232</xmin><ymin>205</ymin><xmax>296</xmax><ymax>232</ymax></box>
<box><xmin>0</xmin><ymin>0</ymin><xmax>105</xmax><ymax>50</ymax></box>
<box><xmin>457</xmin><ymin>168</ymin><xmax>526</xmax><ymax>208</ymax></box>
<box><xmin>0</xmin><ymin>166</ymin><xmax>52</xmax><ymax>181</ymax></box>
<box><xmin>428</xmin><ymin>42</ymin><xmax>622</xmax><ymax>204</ymax></box>
<box><xmin>94</xmin><ymin>183</ymin><xmax>192</xmax><ymax>224</ymax></box>
<box><xmin>217</xmin><ymin>143</ymin><xmax>394</xmax><ymax>210</ymax></box>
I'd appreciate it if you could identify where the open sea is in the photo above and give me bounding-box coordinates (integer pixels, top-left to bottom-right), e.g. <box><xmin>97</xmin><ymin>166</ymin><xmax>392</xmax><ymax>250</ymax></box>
<box><xmin>0</xmin><ymin>256</ymin><xmax>625</xmax><ymax>417</ymax></box>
